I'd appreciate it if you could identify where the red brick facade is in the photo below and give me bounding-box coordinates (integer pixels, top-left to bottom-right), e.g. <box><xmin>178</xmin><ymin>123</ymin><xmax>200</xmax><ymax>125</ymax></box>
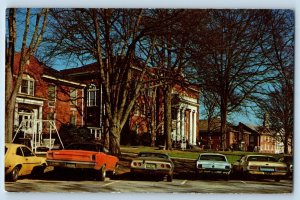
<box><xmin>12</xmin><ymin>53</ymin><xmax>85</xmax><ymax>134</ymax></box>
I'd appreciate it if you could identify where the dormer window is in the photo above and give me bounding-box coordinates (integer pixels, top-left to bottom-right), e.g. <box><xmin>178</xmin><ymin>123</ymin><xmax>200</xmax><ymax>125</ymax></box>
<box><xmin>19</xmin><ymin>74</ymin><xmax>34</xmax><ymax>96</ymax></box>
<box><xmin>87</xmin><ymin>84</ymin><xmax>98</xmax><ymax>107</ymax></box>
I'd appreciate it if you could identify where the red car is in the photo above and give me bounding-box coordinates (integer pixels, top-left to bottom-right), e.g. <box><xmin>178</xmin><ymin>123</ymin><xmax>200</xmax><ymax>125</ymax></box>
<box><xmin>46</xmin><ymin>143</ymin><xmax>119</xmax><ymax>181</ymax></box>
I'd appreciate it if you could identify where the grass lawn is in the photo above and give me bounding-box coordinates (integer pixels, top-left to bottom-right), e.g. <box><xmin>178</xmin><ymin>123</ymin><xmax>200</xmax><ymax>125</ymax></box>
<box><xmin>120</xmin><ymin>145</ymin><xmax>281</xmax><ymax>164</ymax></box>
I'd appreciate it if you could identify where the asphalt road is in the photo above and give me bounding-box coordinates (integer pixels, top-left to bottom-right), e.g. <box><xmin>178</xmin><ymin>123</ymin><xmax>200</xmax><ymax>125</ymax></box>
<box><xmin>5</xmin><ymin>155</ymin><xmax>293</xmax><ymax>193</ymax></box>
<box><xmin>5</xmin><ymin>175</ymin><xmax>292</xmax><ymax>193</ymax></box>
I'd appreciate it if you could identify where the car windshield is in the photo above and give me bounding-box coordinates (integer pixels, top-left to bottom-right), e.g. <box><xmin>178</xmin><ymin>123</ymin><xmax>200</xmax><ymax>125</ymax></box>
<box><xmin>65</xmin><ymin>143</ymin><xmax>103</xmax><ymax>152</ymax></box>
<box><xmin>199</xmin><ymin>155</ymin><xmax>226</xmax><ymax>161</ymax></box>
<box><xmin>247</xmin><ymin>156</ymin><xmax>277</xmax><ymax>162</ymax></box>
<box><xmin>138</xmin><ymin>152</ymin><xmax>168</xmax><ymax>159</ymax></box>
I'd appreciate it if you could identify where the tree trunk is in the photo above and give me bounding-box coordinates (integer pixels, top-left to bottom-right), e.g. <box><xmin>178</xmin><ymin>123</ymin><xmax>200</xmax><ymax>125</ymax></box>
<box><xmin>109</xmin><ymin>123</ymin><xmax>121</xmax><ymax>155</ymax></box>
<box><xmin>220</xmin><ymin>103</ymin><xmax>227</xmax><ymax>151</ymax></box>
<box><xmin>164</xmin><ymin>85</ymin><xmax>172</xmax><ymax>150</ymax></box>
<box><xmin>150</xmin><ymin>87</ymin><xmax>157</xmax><ymax>147</ymax></box>
<box><xmin>284</xmin><ymin>124</ymin><xmax>290</xmax><ymax>154</ymax></box>
<box><xmin>5</xmin><ymin>99</ymin><xmax>16</xmax><ymax>143</ymax></box>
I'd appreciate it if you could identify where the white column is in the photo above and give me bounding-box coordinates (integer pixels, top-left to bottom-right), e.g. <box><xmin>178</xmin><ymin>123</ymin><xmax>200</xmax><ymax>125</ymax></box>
<box><xmin>181</xmin><ymin>109</ymin><xmax>185</xmax><ymax>141</ymax></box>
<box><xmin>176</xmin><ymin>108</ymin><xmax>180</xmax><ymax>142</ymax></box>
<box><xmin>193</xmin><ymin>111</ymin><xmax>197</xmax><ymax>145</ymax></box>
<box><xmin>189</xmin><ymin>110</ymin><xmax>193</xmax><ymax>144</ymax></box>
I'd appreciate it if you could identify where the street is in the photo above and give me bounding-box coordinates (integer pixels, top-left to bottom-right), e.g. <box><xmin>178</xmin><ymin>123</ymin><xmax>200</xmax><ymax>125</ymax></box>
<box><xmin>5</xmin><ymin>177</ymin><xmax>292</xmax><ymax>193</ymax></box>
<box><xmin>5</xmin><ymin>170</ymin><xmax>293</xmax><ymax>193</ymax></box>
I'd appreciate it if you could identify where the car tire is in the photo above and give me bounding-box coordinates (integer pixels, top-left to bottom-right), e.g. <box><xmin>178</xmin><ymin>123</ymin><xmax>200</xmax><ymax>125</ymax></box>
<box><xmin>9</xmin><ymin>166</ymin><xmax>20</xmax><ymax>182</ymax></box>
<box><xmin>167</xmin><ymin>174</ymin><xmax>173</xmax><ymax>182</ymax></box>
<box><xmin>31</xmin><ymin>165</ymin><xmax>46</xmax><ymax>179</ymax></box>
<box><xmin>98</xmin><ymin>165</ymin><xmax>106</xmax><ymax>181</ymax></box>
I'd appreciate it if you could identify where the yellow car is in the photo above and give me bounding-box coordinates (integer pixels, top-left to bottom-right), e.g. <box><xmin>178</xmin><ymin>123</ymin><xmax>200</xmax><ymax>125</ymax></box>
<box><xmin>232</xmin><ymin>154</ymin><xmax>288</xmax><ymax>182</ymax></box>
<box><xmin>5</xmin><ymin>143</ymin><xmax>47</xmax><ymax>182</ymax></box>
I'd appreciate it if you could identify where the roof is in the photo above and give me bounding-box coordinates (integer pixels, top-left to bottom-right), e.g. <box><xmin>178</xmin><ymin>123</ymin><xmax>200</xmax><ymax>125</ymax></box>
<box><xmin>14</xmin><ymin>52</ymin><xmax>85</xmax><ymax>88</ymax></box>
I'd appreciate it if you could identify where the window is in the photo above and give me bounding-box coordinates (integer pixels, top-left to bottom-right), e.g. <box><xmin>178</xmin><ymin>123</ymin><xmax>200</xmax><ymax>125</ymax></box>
<box><xmin>70</xmin><ymin>88</ymin><xmax>77</xmax><ymax>106</ymax></box>
<box><xmin>87</xmin><ymin>84</ymin><xmax>97</xmax><ymax>107</ymax></box>
<box><xmin>21</xmin><ymin>147</ymin><xmax>34</xmax><ymax>157</ymax></box>
<box><xmin>16</xmin><ymin>147</ymin><xmax>23</xmax><ymax>156</ymax></box>
<box><xmin>70</xmin><ymin>112</ymin><xmax>76</xmax><ymax>125</ymax></box>
<box><xmin>48</xmin><ymin>85</ymin><xmax>56</xmax><ymax>107</ymax></box>
<box><xmin>19</xmin><ymin>74</ymin><xmax>34</xmax><ymax>96</ymax></box>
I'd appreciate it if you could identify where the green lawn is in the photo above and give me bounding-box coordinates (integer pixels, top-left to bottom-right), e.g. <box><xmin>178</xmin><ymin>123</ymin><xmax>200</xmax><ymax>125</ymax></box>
<box><xmin>120</xmin><ymin>145</ymin><xmax>281</xmax><ymax>164</ymax></box>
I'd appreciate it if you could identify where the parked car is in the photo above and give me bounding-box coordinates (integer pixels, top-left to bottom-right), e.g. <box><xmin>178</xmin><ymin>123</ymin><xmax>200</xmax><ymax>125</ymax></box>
<box><xmin>46</xmin><ymin>143</ymin><xmax>119</xmax><ymax>181</ymax></box>
<box><xmin>278</xmin><ymin>155</ymin><xmax>293</xmax><ymax>177</ymax></box>
<box><xmin>5</xmin><ymin>143</ymin><xmax>47</xmax><ymax>182</ymax></box>
<box><xmin>232</xmin><ymin>154</ymin><xmax>288</xmax><ymax>182</ymax></box>
<box><xmin>130</xmin><ymin>152</ymin><xmax>174</xmax><ymax>182</ymax></box>
<box><xmin>195</xmin><ymin>153</ymin><xmax>231</xmax><ymax>180</ymax></box>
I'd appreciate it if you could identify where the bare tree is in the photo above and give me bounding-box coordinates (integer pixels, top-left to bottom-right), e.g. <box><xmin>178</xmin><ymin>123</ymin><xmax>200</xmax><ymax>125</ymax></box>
<box><xmin>147</xmin><ymin>10</ymin><xmax>207</xmax><ymax>150</ymax></box>
<box><xmin>42</xmin><ymin>9</ymin><xmax>191</xmax><ymax>154</ymax></box>
<box><xmin>190</xmin><ymin>10</ymin><xmax>276</xmax><ymax>149</ymax></box>
<box><xmin>257</xmin><ymin>10</ymin><xmax>294</xmax><ymax>154</ymax></box>
<box><xmin>5</xmin><ymin>8</ymin><xmax>49</xmax><ymax>143</ymax></box>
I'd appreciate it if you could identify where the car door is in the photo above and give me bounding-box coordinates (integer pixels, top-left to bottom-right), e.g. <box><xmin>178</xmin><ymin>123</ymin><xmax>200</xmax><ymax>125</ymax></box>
<box><xmin>15</xmin><ymin>147</ymin><xmax>28</xmax><ymax>176</ymax></box>
<box><xmin>21</xmin><ymin>146</ymin><xmax>40</xmax><ymax>175</ymax></box>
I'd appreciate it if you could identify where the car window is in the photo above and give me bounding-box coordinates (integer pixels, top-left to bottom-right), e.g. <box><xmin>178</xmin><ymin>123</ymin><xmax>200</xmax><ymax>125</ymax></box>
<box><xmin>247</xmin><ymin>156</ymin><xmax>277</xmax><ymax>162</ymax></box>
<box><xmin>199</xmin><ymin>155</ymin><xmax>226</xmax><ymax>162</ymax></box>
<box><xmin>16</xmin><ymin>147</ymin><xmax>23</xmax><ymax>156</ymax></box>
<box><xmin>21</xmin><ymin>147</ymin><xmax>35</xmax><ymax>157</ymax></box>
<box><xmin>138</xmin><ymin>153</ymin><xmax>168</xmax><ymax>159</ymax></box>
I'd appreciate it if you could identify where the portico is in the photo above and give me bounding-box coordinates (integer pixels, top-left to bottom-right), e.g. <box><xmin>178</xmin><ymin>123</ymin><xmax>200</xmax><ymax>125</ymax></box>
<box><xmin>172</xmin><ymin>95</ymin><xmax>199</xmax><ymax>146</ymax></box>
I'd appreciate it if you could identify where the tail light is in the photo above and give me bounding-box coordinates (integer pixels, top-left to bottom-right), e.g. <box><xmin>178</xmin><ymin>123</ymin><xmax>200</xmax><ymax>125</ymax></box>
<box><xmin>91</xmin><ymin>155</ymin><xmax>96</xmax><ymax>161</ymax></box>
<box><xmin>132</xmin><ymin>162</ymin><xmax>142</xmax><ymax>167</ymax></box>
<box><xmin>161</xmin><ymin>164</ymin><xmax>165</xmax><ymax>168</ymax></box>
<box><xmin>225</xmin><ymin>165</ymin><xmax>230</xmax><ymax>170</ymax></box>
<box><xmin>166</xmin><ymin>164</ymin><xmax>171</xmax><ymax>169</ymax></box>
<box><xmin>248</xmin><ymin>166</ymin><xmax>259</xmax><ymax>170</ymax></box>
<box><xmin>198</xmin><ymin>164</ymin><xmax>202</xmax><ymax>169</ymax></box>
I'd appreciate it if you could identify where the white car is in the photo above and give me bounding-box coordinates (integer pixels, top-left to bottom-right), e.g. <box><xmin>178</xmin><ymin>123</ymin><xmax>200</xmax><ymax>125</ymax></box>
<box><xmin>195</xmin><ymin>153</ymin><xmax>231</xmax><ymax>180</ymax></box>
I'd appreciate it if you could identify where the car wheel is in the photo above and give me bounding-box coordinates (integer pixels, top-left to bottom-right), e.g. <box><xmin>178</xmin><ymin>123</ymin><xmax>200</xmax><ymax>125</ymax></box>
<box><xmin>9</xmin><ymin>166</ymin><xmax>20</xmax><ymax>182</ymax></box>
<box><xmin>167</xmin><ymin>174</ymin><xmax>173</xmax><ymax>182</ymax></box>
<box><xmin>98</xmin><ymin>165</ymin><xmax>106</xmax><ymax>181</ymax></box>
<box><xmin>31</xmin><ymin>165</ymin><xmax>46</xmax><ymax>178</ymax></box>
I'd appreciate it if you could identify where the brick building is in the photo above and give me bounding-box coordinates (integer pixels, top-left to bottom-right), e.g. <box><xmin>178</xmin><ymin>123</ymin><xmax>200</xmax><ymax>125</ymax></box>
<box><xmin>12</xmin><ymin>53</ymin><xmax>85</xmax><ymax>148</ymax></box>
<box><xmin>62</xmin><ymin>63</ymin><xmax>200</xmax><ymax>147</ymax></box>
<box><xmin>10</xmin><ymin>53</ymin><xmax>200</xmax><ymax>148</ymax></box>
